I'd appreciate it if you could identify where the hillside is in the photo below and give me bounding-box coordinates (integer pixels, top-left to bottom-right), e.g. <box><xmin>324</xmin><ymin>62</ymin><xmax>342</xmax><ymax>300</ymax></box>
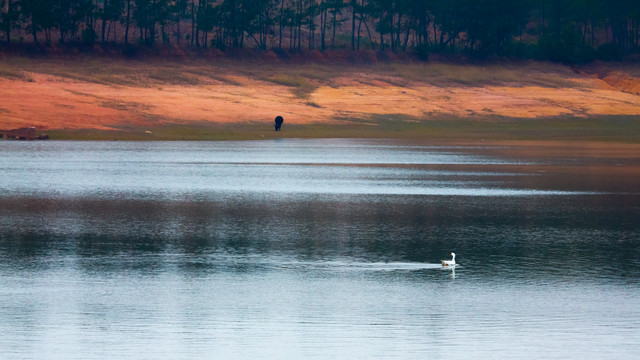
<box><xmin>0</xmin><ymin>55</ymin><xmax>639</xmax><ymax>141</ymax></box>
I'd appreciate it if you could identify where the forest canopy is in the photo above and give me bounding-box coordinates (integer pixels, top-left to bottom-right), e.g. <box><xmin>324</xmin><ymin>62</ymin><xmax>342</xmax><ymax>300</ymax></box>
<box><xmin>1</xmin><ymin>0</ymin><xmax>639</xmax><ymax>62</ymax></box>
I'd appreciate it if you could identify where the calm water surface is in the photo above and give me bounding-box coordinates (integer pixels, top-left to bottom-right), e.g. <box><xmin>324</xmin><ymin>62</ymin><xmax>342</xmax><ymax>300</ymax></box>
<box><xmin>1</xmin><ymin>139</ymin><xmax>639</xmax><ymax>359</ymax></box>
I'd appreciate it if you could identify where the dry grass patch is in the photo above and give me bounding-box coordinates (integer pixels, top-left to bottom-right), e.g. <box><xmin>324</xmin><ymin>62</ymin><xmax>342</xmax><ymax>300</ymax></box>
<box><xmin>380</xmin><ymin>62</ymin><xmax>580</xmax><ymax>88</ymax></box>
<box><xmin>0</xmin><ymin>62</ymin><xmax>32</xmax><ymax>80</ymax></box>
<box><xmin>264</xmin><ymin>73</ymin><xmax>317</xmax><ymax>99</ymax></box>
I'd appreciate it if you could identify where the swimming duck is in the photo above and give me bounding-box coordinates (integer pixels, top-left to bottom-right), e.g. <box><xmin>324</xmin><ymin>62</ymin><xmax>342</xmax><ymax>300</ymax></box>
<box><xmin>441</xmin><ymin>252</ymin><xmax>456</xmax><ymax>267</ymax></box>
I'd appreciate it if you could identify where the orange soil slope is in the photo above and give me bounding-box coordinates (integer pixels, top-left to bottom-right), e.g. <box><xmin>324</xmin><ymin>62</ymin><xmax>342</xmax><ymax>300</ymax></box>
<box><xmin>0</xmin><ymin>66</ymin><xmax>639</xmax><ymax>131</ymax></box>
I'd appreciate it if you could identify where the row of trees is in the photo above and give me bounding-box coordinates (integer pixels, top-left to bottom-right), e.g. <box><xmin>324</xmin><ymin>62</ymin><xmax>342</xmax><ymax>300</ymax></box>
<box><xmin>1</xmin><ymin>0</ymin><xmax>640</xmax><ymax>61</ymax></box>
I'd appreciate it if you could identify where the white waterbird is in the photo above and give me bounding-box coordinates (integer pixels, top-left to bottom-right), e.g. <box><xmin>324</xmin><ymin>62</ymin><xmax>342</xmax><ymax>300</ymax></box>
<box><xmin>441</xmin><ymin>252</ymin><xmax>456</xmax><ymax>267</ymax></box>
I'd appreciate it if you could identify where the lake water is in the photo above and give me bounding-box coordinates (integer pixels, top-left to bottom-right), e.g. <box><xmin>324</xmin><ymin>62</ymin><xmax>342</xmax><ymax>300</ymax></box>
<box><xmin>1</xmin><ymin>139</ymin><xmax>639</xmax><ymax>359</ymax></box>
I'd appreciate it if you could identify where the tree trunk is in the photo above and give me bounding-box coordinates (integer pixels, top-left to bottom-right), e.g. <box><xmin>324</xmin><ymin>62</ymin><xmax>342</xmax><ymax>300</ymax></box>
<box><xmin>308</xmin><ymin>17</ymin><xmax>312</xmax><ymax>49</ymax></box>
<box><xmin>402</xmin><ymin>21</ymin><xmax>411</xmax><ymax>51</ymax></box>
<box><xmin>177</xmin><ymin>16</ymin><xmax>181</xmax><ymax>45</ymax></box>
<box><xmin>278</xmin><ymin>0</ymin><xmax>284</xmax><ymax>49</ymax></box>
<box><xmin>290</xmin><ymin>23</ymin><xmax>294</xmax><ymax>49</ymax></box>
<box><xmin>162</xmin><ymin>23</ymin><xmax>167</xmax><ymax>44</ymax></box>
<box><xmin>379</xmin><ymin>16</ymin><xmax>384</xmax><ymax>50</ymax></box>
<box><xmin>191</xmin><ymin>0</ymin><xmax>196</xmax><ymax>46</ymax></box>
<box><xmin>150</xmin><ymin>23</ymin><xmax>156</xmax><ymax>45</ymax></box>
<box><xmin>5</xmin><ymin>0</ymin><xmax>11</xmax><ymax>43</ymax></box>
<box><xmin>363</xmin><ymin>18</ymin><xmax>374</xmax><ymax>49</ymax></box>
<box><xmin>101</xmin><ymin>0</ymin><xmax>108</xmax><ymax>42</ymax></box>
<box><xmin>59</xmin><ymin>24</ymin><xmax>65</xmax><ymax>43</ymax></box>
<box><xmin>125</xmin><ymin>0</ymin><xmax>131</xmax><ymax>44</ymax></box>
<box><xmin>357</xmin><ymin>12</ymin><xmax>363</xmax><ymax>50</ymax></box>
<box><xmin>31</xmin><ymin>13</ymin><xmax>37</xmax><ymax>43</ymax></box>
<box><xmin>432</xmin><ymin>18</ymin><xmax>437</xmax><ymax>47</ymax></box>
<box><xmin>351</xmin><ymin>0</ymin><xmax>356</xmax><ymax>49</ymax></box>
<box><xmin>331</xmin><ymin>10</ymin><xmax>336</xmax><ymax>49</ymax></box>
<box><xmin>321</xmin><ymin>6</ymin><xmax>327</xmax><ymax>50</ymax></box>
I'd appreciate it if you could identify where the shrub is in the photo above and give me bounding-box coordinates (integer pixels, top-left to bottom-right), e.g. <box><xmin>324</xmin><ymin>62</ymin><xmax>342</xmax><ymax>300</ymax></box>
<box><xmin>82</xmin><ymin>28</ymin><xmax>96</xmax><ymax>45</ymax></box>
<box><xmin>596</xmin><ymin>43</ymin><xmax>624</xmax><ymax>61</ymax></box>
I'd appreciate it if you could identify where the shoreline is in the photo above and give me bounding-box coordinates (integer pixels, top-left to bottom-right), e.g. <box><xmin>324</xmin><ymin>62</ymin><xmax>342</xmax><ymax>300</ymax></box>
<box><xmin>36</xmin><ymin>115</ymin><xmax>640</xmax><ymax>145</ymax></box>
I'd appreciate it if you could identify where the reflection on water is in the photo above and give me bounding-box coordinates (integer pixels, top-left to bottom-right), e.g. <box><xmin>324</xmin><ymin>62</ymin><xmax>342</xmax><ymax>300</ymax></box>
<box><xmin>1</xmin><ymin>139</ymin><xmax>639</xmax><ymax>359</ymax></box>
<box><xmin>0</xmin><ymin>140</ymin><xmax>603</xmax><ymax>199</ymax></box>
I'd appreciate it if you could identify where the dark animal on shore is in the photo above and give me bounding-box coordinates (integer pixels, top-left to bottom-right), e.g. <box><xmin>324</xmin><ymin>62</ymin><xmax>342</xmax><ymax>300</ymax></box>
<box><xmin>274</xmin><ymin>116</ymin><xmax>284</xmax><ymax>131</ymax></box>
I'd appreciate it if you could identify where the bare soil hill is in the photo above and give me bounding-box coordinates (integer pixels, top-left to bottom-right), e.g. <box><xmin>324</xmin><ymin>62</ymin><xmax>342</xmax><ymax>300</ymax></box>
<box><xmin>0</xmin><ymin>57</ymin><xmax>638</xmax><ymax>141</ymax></box>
